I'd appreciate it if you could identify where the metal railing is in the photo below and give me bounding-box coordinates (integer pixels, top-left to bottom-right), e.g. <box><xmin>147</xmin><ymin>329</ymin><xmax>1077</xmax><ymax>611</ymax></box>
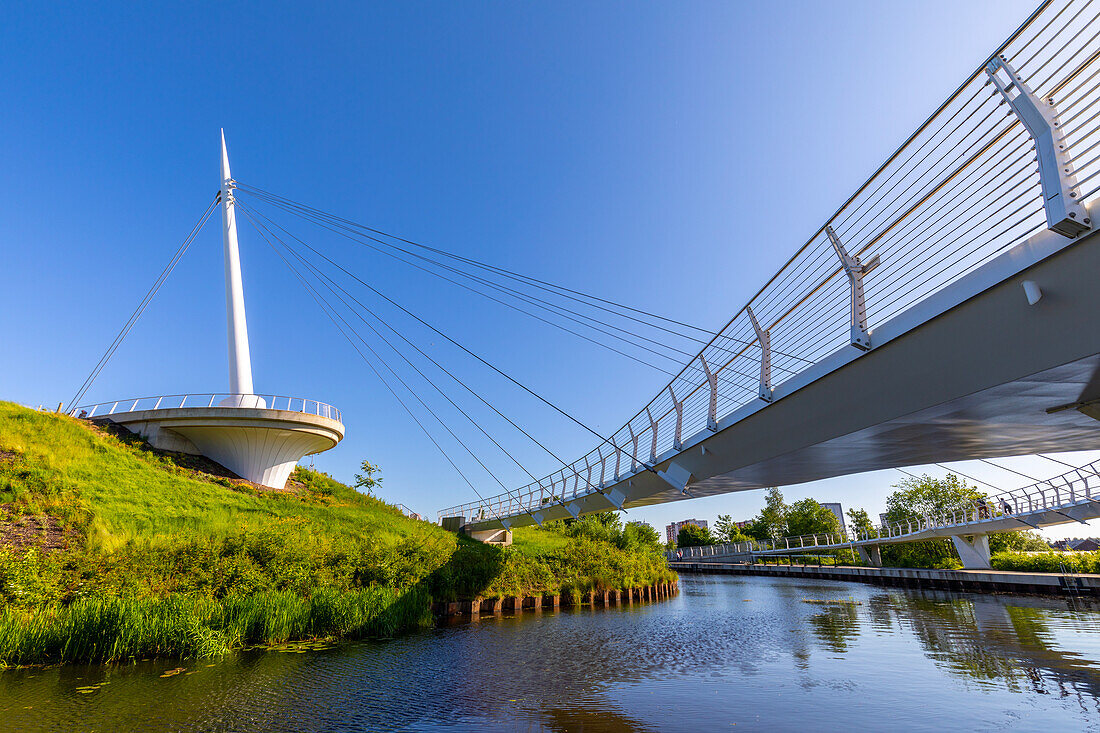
<box><xmin>441</xmin><ymin>0</ymin><xmax>1100</xmax><ymax>525</ymax></box>
<box><xmin>667</xmin><ymin>461</ymin><xmax>1100</xmax><ymax>560</ymax></box>
<box><xmin>69</xmin><ymin>393</ymin><xmax>342</xmax><ymax>423</ymax></box>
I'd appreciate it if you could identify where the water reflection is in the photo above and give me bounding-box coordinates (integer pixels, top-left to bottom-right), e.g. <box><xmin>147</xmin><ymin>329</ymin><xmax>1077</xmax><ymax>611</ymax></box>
<box><xmin>860</xmin><ymin>591</ymin><xmax>1100</xmax><ymax>703</ymax></box>
<box><xmin>1</xmin><ymin>577</ymin><xmax>1099</xmax><ymax>731</ymax></box>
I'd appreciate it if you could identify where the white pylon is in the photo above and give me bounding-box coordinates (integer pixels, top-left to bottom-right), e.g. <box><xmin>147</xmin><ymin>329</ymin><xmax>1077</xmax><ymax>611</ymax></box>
<box><xmin>220</xmin><ymin>130</ymin><xmax>255</xmax><ymax>398</ymax></box>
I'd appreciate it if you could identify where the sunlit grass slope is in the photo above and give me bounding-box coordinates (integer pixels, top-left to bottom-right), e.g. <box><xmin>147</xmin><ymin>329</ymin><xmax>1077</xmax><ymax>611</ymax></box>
<box><xmin>0</xmin><ymin>401</ymin><xmax>440</xmax><ymax>552</ymax></box>
<box><xmin>0</xmin><ymin>402</ymin><xmax>674</xmax><ymax>664</ymax></box>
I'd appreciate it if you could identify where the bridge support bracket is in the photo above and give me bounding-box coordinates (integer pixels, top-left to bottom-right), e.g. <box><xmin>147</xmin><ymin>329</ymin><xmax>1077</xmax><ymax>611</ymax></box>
<box><xmin>531</xmin><ymin>511</ymin><xmax>545</xmax><ymax>527</ymax></box>
<box><xmin>599</xmin><ymin>487</ymin><xmax>626</xmax><ymax>510</ymax></box>
<box><xmin>950</xmin><ymin>534</ymin><xmax>992</xmax><ymax>570</ymax></box>
<box><xmin>657</xmin><ymin>461</ymin><xmax>694</xmax><ymax>498</ymax></box>
<box><xmin>986</xmin><ymin>55</ymin><xmax>1091</xmax><ymax>238</ymax></box>
<box><xmin>826</xmin><ymin>225</ymin><xmax>879</xmax><ymax>351</ymax></box>
<box><xmin>562</xmin><ymin>502</ymin><xmax>580</xmax><ymax>519</ymax></box>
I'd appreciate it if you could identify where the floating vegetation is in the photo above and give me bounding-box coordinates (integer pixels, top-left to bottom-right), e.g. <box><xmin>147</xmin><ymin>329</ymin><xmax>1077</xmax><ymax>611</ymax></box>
<box><xmin>159</xmin><ymin>667</ymin><xmax>186</xmax><ymax>678</ymax></box>
<box><xmin>802</xmin><ymin>598</ymin><xmax>862</xmax><ymax>606</ymax></box>
<box><xmin>74</xmin><ymin>681</ymin><xmax>108</xmax><ymax>694</ymax></box>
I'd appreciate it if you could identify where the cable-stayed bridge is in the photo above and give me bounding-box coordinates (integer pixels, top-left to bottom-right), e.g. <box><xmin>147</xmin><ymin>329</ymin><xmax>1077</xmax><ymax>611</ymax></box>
<box><xmin>434</xmin><ymin>0</ymin><xmax>1100</xmax><ymax>532</ymax></box>
<box><xmin>67</xmin><ymin>0</ymin><xmax>1100</xmax><ymax>554</ymax></box>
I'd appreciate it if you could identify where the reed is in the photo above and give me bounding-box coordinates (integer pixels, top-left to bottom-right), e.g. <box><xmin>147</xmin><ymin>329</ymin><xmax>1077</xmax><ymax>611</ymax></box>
<box><xmin>0</xmin><ymin>587</ymin><xmax>434</xmax><ymax>665</ymax></box>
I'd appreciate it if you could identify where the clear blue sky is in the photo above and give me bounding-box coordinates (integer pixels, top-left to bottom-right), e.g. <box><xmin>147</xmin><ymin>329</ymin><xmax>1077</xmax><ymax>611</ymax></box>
<box><xmin>4</xmin><ymin>0</ymin><xmax>1095</xmax><ymax>539</ymax></box>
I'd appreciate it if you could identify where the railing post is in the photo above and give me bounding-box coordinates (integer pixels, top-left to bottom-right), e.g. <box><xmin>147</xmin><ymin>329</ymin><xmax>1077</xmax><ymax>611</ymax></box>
<box><xmin>826</xmin><ymin>225</ymin><xmax>879</xmax><ymax>351</ymax></box>
<box><xmin>986</xmin><ymin>56</ymin><xmax>1091</xmax><ymax>238</ymax></box>
<box><xmin>668</xmin><ymin>386</ymin><xmax>683</xmax><ymax>452</ymax></box>
<box><xmin>627</xmin><ymin>423</ymin><xmax>640</xmax><ymax>472</ymax></box>
<box><xmin>611</xmin><ymin>436</ymin><xmax>622</xmax><ymax>481</ymax></box>
<box><xmin>745</xmin><ymin>305</ymin><xmax>773</xmax><ymax>402</ymax></box>
<box><xmin>699</xmin><ymin>355</ymin><xmax>720</xmax><ymax>430</ymax></box>
<box><xmin>153</xmin><ymin>396</ymin><xmax>163</xmax><ymax>410</ymax></box>
<box><xmin>646</xmin><ymin>407</ymin><xmax>659</xmax><ymax>463</ymax></box>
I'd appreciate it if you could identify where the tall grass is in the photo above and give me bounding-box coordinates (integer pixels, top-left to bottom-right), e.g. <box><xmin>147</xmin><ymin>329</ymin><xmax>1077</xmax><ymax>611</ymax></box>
<box><xmin>0</xmin><ymin>587</ymin><xmax>433</xmax><ymax>665</ymax></box>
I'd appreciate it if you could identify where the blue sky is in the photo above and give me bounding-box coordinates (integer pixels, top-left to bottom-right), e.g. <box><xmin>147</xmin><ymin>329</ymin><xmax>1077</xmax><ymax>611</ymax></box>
<box><xmin>4</xmin><ymin>0</ymin><xmax>1095</xmax><ymax>539</ymax></box>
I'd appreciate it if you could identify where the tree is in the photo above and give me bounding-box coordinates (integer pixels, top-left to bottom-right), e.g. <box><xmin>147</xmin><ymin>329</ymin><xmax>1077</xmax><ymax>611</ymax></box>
<box><xmin>746</xmin><ymin>487</ymin><xmax>788</xmax><ymax>540</ymax></box>
<box><xmin>620</xmin><ymin>521</ymin><xmax>661</xmax><ymax>550</ymax></box>
<box><xmin>353</xmin><ymin>460</ymin><xmax>382</xmax><ymax>496</ymax></box>
<box><xmin>715</xmin><ymin>514</ymin><xmax>736</xmax><ymax>541</ymax></box>
<box><xmin>677</xmin><ymin>524</ymin><xmax>715</xmax><ymax>547</ymax></box>
<box><xmin>847</xmin><ymin>507</ymin><xmax>877</xmax><ymax>538</ymax></box>
<box><xmin>989</xmin><ymin>530</ymin><xmax>1049</xmax><ymax>553</ymax></box>
<box><xmin>786</xmin><ymin>498</ymin><xmax>842</xmax><ymax>537</ymax></box>
<box><xmin>882</xmin><ymin>473</ymin><xmax>981</xmax><ymax>568</ymax></box>
<box><xmin>568</xmin><ymin>511</ymin><xmax>622</xmax><ymax>543</ymax></box>
<box><xmin>714</xmin><ymin>515</ymin><xmax>754</xmax><ymax>545</ymax></box>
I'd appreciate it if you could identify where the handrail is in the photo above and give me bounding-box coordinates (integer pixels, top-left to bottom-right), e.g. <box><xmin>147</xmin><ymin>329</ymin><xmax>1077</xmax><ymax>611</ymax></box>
<box><xmin>69</xmin><ymin>393</ymin><xmax>342</xmax><ymax>424</ymax></box>
<box><xmin>442</xmin><ymin>0</ymin><xmax>1100</xmax><ymax>525</ymax></box>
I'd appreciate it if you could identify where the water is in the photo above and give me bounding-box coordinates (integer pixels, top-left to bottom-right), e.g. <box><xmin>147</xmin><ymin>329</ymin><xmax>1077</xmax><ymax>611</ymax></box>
<box><xmin>3</xmin><ymin>574</ymin><xmax>1100</xmax><ymax>731</ymax></box>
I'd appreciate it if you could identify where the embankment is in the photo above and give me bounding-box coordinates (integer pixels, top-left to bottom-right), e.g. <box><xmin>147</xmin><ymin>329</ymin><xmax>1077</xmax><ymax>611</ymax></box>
<box><xmin>0</xmin><ymin>402</ymin><xmax>675</xmax><ymax>665</ymax></box>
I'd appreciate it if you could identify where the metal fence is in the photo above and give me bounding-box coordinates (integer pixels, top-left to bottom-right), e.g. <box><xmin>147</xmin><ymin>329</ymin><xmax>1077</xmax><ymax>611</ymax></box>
<box><xmin>441</xmin><ymin>0</ymin><xmax>1100</xmax><ymax>525</ymax></box>
<box><xmin>667</xmin><ymin>460</ymin><xmax>1100</xmax><ymax>559</ymax></box>
<box><xmin>70</xmin><ymin>393</ymin><xmax>342</xmax><ymax>423</ymax></box>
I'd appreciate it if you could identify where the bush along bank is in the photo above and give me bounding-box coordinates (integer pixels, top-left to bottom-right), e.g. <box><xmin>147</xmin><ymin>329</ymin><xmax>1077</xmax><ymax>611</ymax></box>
<box><xmin>0</xmin><ymin>402</ymin><xmax>676</xmax><ymax>665</ymax></box>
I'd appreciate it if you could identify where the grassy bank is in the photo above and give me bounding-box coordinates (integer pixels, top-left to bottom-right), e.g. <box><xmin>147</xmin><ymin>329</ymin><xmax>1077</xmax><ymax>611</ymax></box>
<box><xmin>0</xmin><ymin>402</ymin><xmax>674</xmax><ymax>665</ymax></box>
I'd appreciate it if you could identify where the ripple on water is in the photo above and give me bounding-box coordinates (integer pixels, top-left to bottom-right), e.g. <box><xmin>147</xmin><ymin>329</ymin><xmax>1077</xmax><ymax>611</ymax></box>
<box><xmin>1</xmin><ymin>576</ymin><xmax>1100</xmax><ymax>731</ymax></box>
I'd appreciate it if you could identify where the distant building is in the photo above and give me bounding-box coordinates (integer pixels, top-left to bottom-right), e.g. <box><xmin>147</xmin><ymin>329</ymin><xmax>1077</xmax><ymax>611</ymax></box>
<box><xmin>879</xmin><ymin>513</ymin><xmax>889</xmax><ymax>528</ymax></box>
<box><xmin>1052</xmin><ymin>538</ymin><xmax>1100</xmax><ymax>551</ymax></box>
<box><xmin>735</xmin><ymin>520</ymin><xmax>753</xmax><ymax>529</ymax></box>
<box><xmin>821</xmin><ymin>502</ymin><xmax>846</xmax><ymax>532</ymax></box>
<box><xmin>666</xmin><ymin>518</ymin><xmax>709</xmax><ymax>545</ymax></box>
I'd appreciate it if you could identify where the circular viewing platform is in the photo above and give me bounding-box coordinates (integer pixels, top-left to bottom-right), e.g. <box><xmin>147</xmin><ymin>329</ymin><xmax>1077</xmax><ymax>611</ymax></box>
<box><xmin>70</xmin><ymin>393</ymin><xmax>344</xmax><ymax>490</ymax></box>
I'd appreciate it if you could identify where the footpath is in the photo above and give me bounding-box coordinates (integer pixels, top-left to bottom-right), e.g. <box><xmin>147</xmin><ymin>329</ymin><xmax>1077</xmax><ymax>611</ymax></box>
<box><xmin>670</xmin><ymin>561</ymin><xmax>1099</xmax><ymax>597</ymax></box>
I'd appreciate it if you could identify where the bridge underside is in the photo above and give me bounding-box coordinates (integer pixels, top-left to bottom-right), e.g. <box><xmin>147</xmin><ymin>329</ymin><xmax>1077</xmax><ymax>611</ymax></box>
<box><xmin>465</xmin><ymin>216</ymin><xmax>1100</xmax><ymax>531</ymax></box>
<box><xmin>655</xmin><ymin>354</ymin><xmax>1100</xmax><ymax>504</ymax></box>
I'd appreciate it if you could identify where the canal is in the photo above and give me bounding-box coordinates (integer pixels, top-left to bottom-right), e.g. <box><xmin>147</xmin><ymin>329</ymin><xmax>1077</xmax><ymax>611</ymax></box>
<box><xmin>3</xmin><ymin>574</ymin><xmax>1099</xmax><ymax>731</ymax></box>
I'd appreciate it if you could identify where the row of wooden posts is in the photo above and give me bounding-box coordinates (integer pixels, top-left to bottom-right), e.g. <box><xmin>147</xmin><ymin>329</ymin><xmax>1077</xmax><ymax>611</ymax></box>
<box><xmin>431</xmin><ymin>581</ymin><xmax>679</xmax><ymax>617</ymax></box>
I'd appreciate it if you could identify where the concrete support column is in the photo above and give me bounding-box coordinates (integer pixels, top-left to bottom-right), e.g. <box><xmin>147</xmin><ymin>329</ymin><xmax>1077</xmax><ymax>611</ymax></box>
<box><xmin>951</xmin><ymin>534</ymin><xmax>992</xmax><ymax>569</ymax></box>
<box><xmin>857</xmin><ymin>545</ymin><xmax>883</xmax><ymax>567</ymax></box>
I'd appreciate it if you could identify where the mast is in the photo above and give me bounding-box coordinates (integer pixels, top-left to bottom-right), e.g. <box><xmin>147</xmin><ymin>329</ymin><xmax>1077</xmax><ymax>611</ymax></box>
<box><xmin>220</xmin><ymin>130</ymin><xmax>255</xmax><ymax>397</ymax></box>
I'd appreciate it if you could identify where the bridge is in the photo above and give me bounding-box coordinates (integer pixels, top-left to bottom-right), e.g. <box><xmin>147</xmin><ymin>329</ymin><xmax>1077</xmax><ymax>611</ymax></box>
<box><xmin>62</xmin><ymin>0</ymin><xmax>1100</xmax><ymax>545</ymax></box>
<box><xmin>671</xmin><ymin>460</ymin><xmax>1100</xmax><ymax>568</ymax></box>
<box><xmin>438</xmin><ymin>0</ymin><xmax>1100</xmax><ymax>534</ymax></box>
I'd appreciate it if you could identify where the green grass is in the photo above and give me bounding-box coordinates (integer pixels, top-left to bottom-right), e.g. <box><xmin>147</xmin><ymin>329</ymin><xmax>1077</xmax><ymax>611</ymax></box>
<box><xmin>0</xmin><ymin>402</ymin><xmax>435</xmax><ymax>551</ymax></box>
<box><xmin>511</xmin><ymin>526</ymin><xmax>571</xmax><ymax>555</ymax></box>
<box><xmin>0</xmin><ymin>401</ymin><xmax>675</xmax><ymax>664</ymax></box>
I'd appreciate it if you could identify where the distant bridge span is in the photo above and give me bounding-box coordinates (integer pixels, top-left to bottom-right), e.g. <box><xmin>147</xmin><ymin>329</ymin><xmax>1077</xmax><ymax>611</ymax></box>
<box><xmin>442</xmin><ymin>0</ymin><xmax>1100</xmax><ymax>532</ymax></box>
